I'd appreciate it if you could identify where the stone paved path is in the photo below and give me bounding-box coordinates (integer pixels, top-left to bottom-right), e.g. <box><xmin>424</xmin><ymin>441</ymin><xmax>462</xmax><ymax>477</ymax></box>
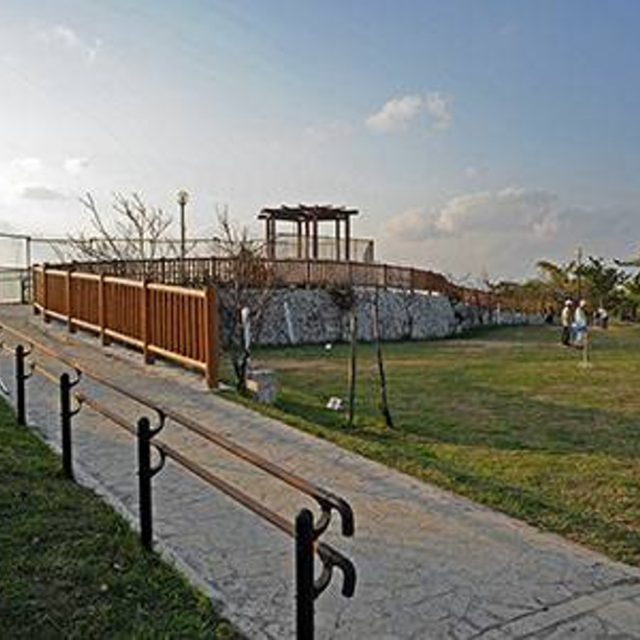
<box><xmin>2</xmin><ymin>305</ymin><xmax>640</xmax><ymax>639</ymax></box>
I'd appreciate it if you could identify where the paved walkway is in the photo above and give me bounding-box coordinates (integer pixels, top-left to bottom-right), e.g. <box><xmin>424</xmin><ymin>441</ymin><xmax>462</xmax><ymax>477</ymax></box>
<box><xmin>1</xmin><ymin>305</ymin><xmax>640</xmax><ymax>639</ymax></box>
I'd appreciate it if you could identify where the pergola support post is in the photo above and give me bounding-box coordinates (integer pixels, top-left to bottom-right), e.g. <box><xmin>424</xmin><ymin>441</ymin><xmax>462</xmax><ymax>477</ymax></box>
<box><xmin>345</xmin><ymin>215</ymin><xmax>351</xmax><ymax>261</ymax></box>
<box><xmin>258</xmin><ymin>205</ymin><xmax>359</xmax><ymax>264</ymax></box>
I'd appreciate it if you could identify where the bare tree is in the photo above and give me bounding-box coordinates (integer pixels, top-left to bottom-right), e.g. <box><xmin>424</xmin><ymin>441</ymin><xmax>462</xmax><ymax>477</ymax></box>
<box><xmin>61</xmin><ymin>192</ymin><xmax>178</xmax><ymax>263</ymax></box>
<box><xmin>216</xmin><ymin>209</ymin><xmax>274</xmax><ymax>394</ymax></box>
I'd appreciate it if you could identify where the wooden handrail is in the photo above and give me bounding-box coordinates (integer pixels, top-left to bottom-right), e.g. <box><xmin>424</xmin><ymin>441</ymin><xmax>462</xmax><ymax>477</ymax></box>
<box><xmin>32</xmin><ymin>267</ymin><xmax>219</xmax><ymax>387</ymax></box>
<box><xmin>148</xmin><ymin>282</ymin><xmax>205</xmax><ymax>297</ymax></box>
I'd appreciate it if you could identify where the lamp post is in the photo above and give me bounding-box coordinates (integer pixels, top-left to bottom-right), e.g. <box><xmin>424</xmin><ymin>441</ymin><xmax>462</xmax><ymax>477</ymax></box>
<box><xmin>177</xmin><ymin>190</ymin><xmax>189</xmax><ymax>263</ymax></box>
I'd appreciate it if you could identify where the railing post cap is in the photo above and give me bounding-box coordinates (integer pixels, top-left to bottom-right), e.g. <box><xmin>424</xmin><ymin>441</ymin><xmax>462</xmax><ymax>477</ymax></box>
<box><xmin>137</xmin><ymin>416</ymin><xmax>151</xmax><ymax>435</ymax></box>
<box><xmin>296</xmin><ymin>508</ymin><xmax>314</xmax><ymax>529</ymax></box>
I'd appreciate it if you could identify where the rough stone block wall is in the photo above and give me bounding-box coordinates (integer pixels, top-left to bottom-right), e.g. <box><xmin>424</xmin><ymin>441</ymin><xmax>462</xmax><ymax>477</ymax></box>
<box><xmin>223</xmin><ymin>287</ymin><xmax>541</xmax><ymax>347</ymax></box>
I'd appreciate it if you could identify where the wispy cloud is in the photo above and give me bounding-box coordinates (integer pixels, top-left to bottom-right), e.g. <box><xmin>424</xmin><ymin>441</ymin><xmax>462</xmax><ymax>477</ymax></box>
<box><xmin>366</xmin><ymin>92</ymin><xmax>454</xmax><ymax>133</ymax></box>
<box><xmin>19</xmin><ymin>185</ymin><xmax>68</xmax><ymax>201</ymax></box>
<box><xmin>37</xmin><ymin>25</ymin><xmax>101</xmax><ymax>64</ymax></box>
<box><xmin>64</xmin><ymin>157</ymin><xmax>90</xmax><ymax>175</ymax></box>
<box><xmin>366</xmin><ymin>95</ymin><xmax>424</xmax><ymax>133</ymax></box>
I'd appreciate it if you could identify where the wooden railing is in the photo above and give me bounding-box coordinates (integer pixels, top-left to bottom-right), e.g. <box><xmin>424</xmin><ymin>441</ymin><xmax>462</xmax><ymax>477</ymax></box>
<box><xmin>58</xmin><ymin>256</ymin><xmax>542</xmax><ymax>313</ymax></box>
<box><xmin>32</xmin><ymin>266</ymin><xmax>218</xmax><ymax>388</ymax></box>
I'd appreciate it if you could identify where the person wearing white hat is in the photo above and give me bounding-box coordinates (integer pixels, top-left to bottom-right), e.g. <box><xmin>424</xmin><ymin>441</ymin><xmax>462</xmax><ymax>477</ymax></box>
<box><xmin>560</xmin><ymin>299</ymin><xmax>573</xmax><ymax>346</ymax></box>
<box><xmin>573</xmin><ymin>299</ymin><xmax>588</xmax><ymax>347</ymax></box>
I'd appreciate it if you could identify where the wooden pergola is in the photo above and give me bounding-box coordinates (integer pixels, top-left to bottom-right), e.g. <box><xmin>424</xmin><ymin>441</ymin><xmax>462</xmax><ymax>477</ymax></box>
<box><xmin>258</xmin><ymin>204</ymin><xmax>359</xmax><ymax>261</ymax></box>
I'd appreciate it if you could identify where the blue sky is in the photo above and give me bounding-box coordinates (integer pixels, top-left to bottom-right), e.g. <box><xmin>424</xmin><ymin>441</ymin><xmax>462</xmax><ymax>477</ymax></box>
<box><xmin>0</xmin><ymin>0</ymin><xmax>638</xmax><ymax>279</ymax></box>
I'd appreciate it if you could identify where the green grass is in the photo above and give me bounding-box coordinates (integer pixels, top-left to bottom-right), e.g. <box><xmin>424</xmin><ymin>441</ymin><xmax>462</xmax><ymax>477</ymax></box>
<box><xmin>0</xmin><ymin>400</ymin><xmax>239</xmax><ymax>639</ymax></box>
<box><xmin>225</xmin><ymin>323</ymin><xmax>640</xmax><ymax>565</ymax></box>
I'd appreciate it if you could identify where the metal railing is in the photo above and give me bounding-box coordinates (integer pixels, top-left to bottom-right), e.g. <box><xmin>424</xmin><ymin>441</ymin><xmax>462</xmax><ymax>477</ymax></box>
<box><xmin>0</xmin><ymin>266</ymin><xmax>31</xmax><ymax>304</ymax></box>
<box><xmin>0</xmin><ymin>321</ymin><xmax>357</xmax><ymax>639</ymax></box>
<box><xmin>267</xmin><ymin>234</ymin><xmax>375</xmax><ymax>263</ymax></box>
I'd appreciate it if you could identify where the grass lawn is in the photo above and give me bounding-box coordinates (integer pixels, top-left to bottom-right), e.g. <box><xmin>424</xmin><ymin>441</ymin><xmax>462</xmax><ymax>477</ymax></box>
<box><xmin>228</xmin><ymin>323</ymin><xmax>640</xmax><ymax>565</ymax></box>
<box><xmin>0</xmin><ymin>399</ymin><xmax>239</xmax><ymax>639</ymax></box>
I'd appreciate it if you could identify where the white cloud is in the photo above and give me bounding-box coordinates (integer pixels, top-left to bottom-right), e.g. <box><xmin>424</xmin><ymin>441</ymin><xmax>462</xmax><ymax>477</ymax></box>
<box><xmin>37</xmin><ymin>25</ymin><xmax>101</xmax><ymax>64</ymax></box>
<box><xmin>385</xmin><ymin>187</ymin><xmax>559</xmax><ymax>240</ymax></box>
<box><xmin>11</xmin><ymin>157</ymin><xmax>43</xmax><ymax>173</ymax></box>
<box><xmin>382</xmin><ymin>187</ymin><xmax>640</xmax><ymax>279</ymax></box>
<box><xmin>366</xmin><ymin>95</ymin><xmax>424</xmax><ymax>133</ymax></box>
<box><xmin>383</xmin><ymin>208</ymin><xmax>436</xmax><ymax>242</ymax></box>
<box><xmin>424</xmin><ymin>92</ymin><xmax>453</xmax><ymax>131</ymax></box>
<box><xmin>64</xmin><ymin>157</ymin><xmax>90</xmax><ymax>175</ymax></box>
<box><xmin>366</xmin><ymin>92</ymin><xmax>454</xmax><ymax>133</ymax></box>
<box><xmin>438</xmin><ymin>187</ymin><xmax>558</xmax><ymax>235</ymax></box>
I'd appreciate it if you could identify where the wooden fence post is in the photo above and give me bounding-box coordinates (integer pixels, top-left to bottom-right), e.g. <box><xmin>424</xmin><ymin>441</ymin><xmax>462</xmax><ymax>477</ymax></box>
<box><xmin>204</xmin><ymin>286</ymin><xmax>218</xmax><ymax>389</ymax></box>
<box><xmin>32</xmin><ymin>267</ymin><xmax>40</xmax><ymax>315</ymax></box>
<box><xmin>66</xmin><ymin>270</ymin><xmax>76</xmax><ymax>333</ymax></box>
<box><xmin>42</xmin><ymin>265</ymin><xmax>50</xmax><ymax>323</ymax></box>
<box><xmin>141</xmin><ymin>280</ymin><xmax>154</xmax><ymax>364</ymax></box>
<box><xmin>98</xmin><ymin>274</ymin><xmax>110</xmax><ymax>345</ymax></box>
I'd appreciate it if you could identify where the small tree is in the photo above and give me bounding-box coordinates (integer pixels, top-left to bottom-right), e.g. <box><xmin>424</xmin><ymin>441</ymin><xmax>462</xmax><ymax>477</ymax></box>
<box><xmin>576</xmin><ymin>256</ymin><xmax>628</xmax><ymax>309</ymax></box>
<box><xmin>216</xmin><ymin>210</ymin><xmax>274</xmax><ymax>393</ymax></box>
<box><xmin>61</xmin><ymin>192</ymin><xmax>177</xmax><ymax>263</ymax></box>
<box><xmin>328</xmin><ymin>286</ymin><xmax>359</xmax><ymax>426</ymax></box>
<box><xmin>620</xmin><ymin>274</ymin><xmax>640</xmax><ymax>320</ymax></box>
<box><xmin>372</xmin><ymin>289</ymin><xmax>394</xmax><ymax>428</ymax></box>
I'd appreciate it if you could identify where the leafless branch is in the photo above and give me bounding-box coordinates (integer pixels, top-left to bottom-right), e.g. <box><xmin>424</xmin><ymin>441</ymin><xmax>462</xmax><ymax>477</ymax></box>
<box><xmin>68</xmin><ymin>192</ymin><xmax>175</xmax><ymax>265</ymax></box>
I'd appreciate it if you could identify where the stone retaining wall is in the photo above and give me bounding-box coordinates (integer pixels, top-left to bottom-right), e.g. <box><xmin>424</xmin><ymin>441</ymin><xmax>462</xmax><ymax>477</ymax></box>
<box><xmin>222</xmin><ymin>287</ymin><xmax>542</xmax><ymax>347</ymax></box>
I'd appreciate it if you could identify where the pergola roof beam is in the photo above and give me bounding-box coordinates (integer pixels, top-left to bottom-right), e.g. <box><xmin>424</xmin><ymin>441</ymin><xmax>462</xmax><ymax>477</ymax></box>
<box><xmin>258</xmin><ymin>204</ymin><xmax>358</xmax><ymax>222</ymax></box>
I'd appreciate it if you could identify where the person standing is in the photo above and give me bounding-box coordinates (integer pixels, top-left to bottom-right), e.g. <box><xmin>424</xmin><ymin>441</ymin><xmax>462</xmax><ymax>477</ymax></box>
<box><xmin>560</xmin><ymin>299</ymin><xmax>573</xmax><ymax>346</ymax></box>
<box><xmin>574</xmin><ymin>299</ymin><xmax>588</xmax><ymax>347</ymax></box>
